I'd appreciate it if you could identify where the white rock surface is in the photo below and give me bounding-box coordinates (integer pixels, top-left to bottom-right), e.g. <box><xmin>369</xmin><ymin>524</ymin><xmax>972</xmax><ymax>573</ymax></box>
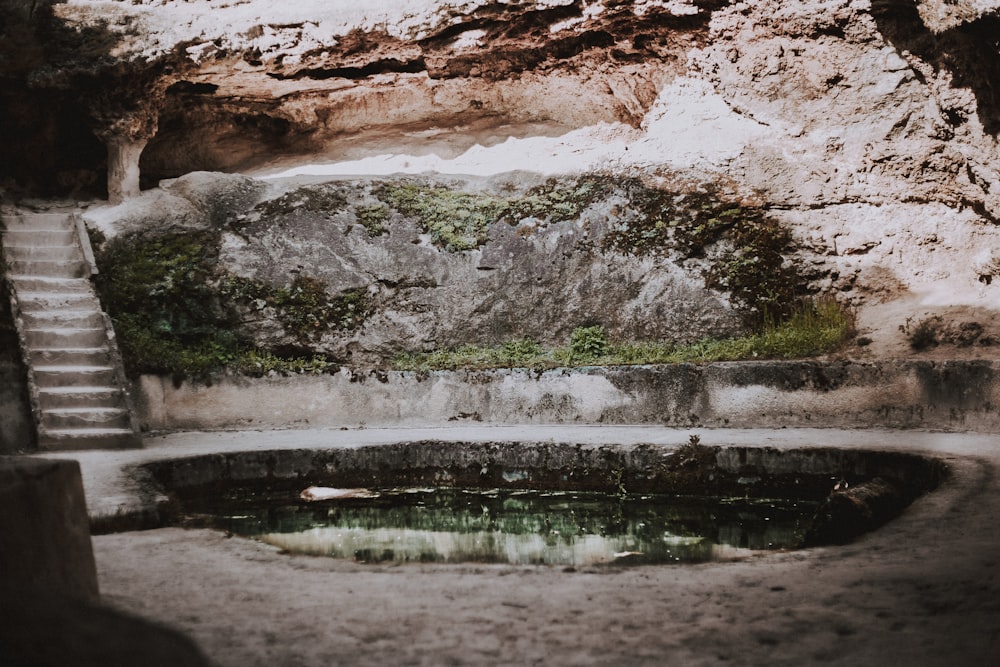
<box><xmin>71</xmin><ymin>0</ymin><xmax>1000</xmax><ymax>356</ymax></box>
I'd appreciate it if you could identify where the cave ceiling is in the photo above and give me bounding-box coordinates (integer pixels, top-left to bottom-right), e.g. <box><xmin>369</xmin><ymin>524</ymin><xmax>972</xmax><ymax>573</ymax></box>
<box><xmin>0</xmin><ymin>0</ymin><xmax>998</xmax><ymax>197</ymax></box>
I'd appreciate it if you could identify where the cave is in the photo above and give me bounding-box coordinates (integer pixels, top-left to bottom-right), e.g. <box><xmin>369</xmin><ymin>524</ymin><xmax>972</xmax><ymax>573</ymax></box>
<box><xmin>2</xmin><ymin>0</ymin><xmax>1000</xmax><ymax>665</ymax></box>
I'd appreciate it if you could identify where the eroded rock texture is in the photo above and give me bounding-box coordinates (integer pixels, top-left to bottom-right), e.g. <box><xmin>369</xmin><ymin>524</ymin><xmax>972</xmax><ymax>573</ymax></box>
<box><xmin>132</xmin><ymin>0</ymin><xmax>717</xmax><ymax>183</ymax></box>
<box><xmin>87</xmin><ymin>171</ymin><xmax>760</xmax><ymax>366</ymax></box>
<box><xmin>4</xmin><ymin>0</ymin><xmax>1000</xmax><ymax>362</ymax></box>
<box><xmin>1</xmin><ymin>1</ymin><xmax>997</xmax><ymax>199</ymax></box>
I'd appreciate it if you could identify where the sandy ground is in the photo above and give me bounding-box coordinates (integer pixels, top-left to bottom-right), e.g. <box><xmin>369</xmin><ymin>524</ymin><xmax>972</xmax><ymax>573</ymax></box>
<box><xmin>49</xmin><ymin>426</ymin><xmax>1000</xmax><ymax>666</ymax></box>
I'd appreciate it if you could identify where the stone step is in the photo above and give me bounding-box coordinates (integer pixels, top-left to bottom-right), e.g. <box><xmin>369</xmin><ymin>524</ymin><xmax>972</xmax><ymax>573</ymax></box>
<box><xmin>21</xmin><ymin>309</ymin><xmax>105</xmax><ymax>329</ymax></box>
<box><xmin>16</xmin><ymin>291</ymin><xmax>96</xmax><ymax>310</ymax></box>
<box><xmin>41</xmin><ymin>407</ymin><xmax>131</xmax><ymax>431</ymax></box>
<box><xmin>4</xmin><ymin>213</ymin><xmax>74</xmax><ymax>231</ymax></box>
<box><xmin>7</xmin><ymin>276</ymin><xmax>93</xmax><ymax>293</ymax></box>
<box><xmin>2</xmin><ymin>244</ymin><xmax>80</xmax><ymax>261</ymax></box>
<box><xmin>23</xmin><ymin>327</ymin><xmax>108</xmax><ymax>348</ymax></box>
<box><xmin>37</xmin><ymin>386</ymin><xmax>125</xmax><ymax>411</ymax></box>
<box><xmin>5</xmin><ymin>208</ymin><xmax>141</xmax><ymax>452</ymax></box>
<box><xmin>1</xmin><ymin>228</ymin><xmax>77</xmax><ymax>246</ymax></box>
<box><xmin>32</xmin><ymin>365</ymin><xmax>117</xmax><ymax>388</ymax></box>
<box><xmin>28</xmin><ymin>347</ymin><xmax>111</xmax><ymax>367</ymax></box>
<box><xmin>37</xmin><ymin>428</ymin><xmax>140</xmax><ymax>451</ymax></box>
<box><xmin>8</xmin><ymin>258</ymin><xmax>88</xmax><ymax>279</ymax></box>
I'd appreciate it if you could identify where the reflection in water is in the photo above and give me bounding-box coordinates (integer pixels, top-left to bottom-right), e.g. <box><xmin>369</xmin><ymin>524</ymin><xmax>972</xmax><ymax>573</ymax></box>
<box><xmin>260</xmin><ymin>526</ymin><xmax>715</xmax><ymax>566</ymax></box>
<box><xmin>191</xmin><ymin>488</ymin><xmax>817</xmax><ymax>566</ymax></box>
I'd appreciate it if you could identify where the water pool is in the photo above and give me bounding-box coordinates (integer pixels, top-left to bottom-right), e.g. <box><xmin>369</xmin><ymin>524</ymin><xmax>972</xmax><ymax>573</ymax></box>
<box><xmin>178</xmin><ymin>487</ymin><xmax>818</xmax><ymax>566</ymax></box>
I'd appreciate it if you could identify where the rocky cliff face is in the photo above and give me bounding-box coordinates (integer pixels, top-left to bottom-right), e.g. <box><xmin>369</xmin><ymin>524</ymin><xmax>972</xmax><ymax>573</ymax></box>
<box><xmin>4</xmin><ymin>0</ymin><xmax>999</xmax><ymax>364</ymax></box>
<box><xmin>87</xmin><ymin>171</ymin><xmax>773</xmax><ymax>365</ymax></box>
<box><xmin>115</xmin><ymin>0</ymin><xmax>709</xmax><ymax>184</ymax></box>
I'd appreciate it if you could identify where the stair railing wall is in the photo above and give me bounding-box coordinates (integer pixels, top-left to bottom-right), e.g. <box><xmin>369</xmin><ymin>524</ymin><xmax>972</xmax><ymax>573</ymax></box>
<box><xmin>0</xmin><ymin>213</ymin><xmax>45</xmax><ymax>448</ymax></box>
<box><xmin>73</xmin><ymin>213</ymin><xmax>142</xmax><ymax>443</ymax></box>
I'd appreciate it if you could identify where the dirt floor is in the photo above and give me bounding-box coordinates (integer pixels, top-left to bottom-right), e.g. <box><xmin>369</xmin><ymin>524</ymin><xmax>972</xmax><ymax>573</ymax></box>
<box><xmin>53</xmin><ymin>426</ymin><xmax>1000</xmax><ymax>666</ymax></box>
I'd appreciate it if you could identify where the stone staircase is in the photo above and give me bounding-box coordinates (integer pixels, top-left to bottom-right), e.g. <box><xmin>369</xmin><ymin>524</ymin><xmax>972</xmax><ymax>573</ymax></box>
<box><xmin>1</xmin><ymin>210</ymin><xmax>141</xmax><ymax>450</ymax></box>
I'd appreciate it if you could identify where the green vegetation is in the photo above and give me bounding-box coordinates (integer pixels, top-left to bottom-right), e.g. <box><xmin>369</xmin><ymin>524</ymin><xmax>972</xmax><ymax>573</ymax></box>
<box><xmin>229</xmin><ymin>349</ymin><xmax>335</xmax><ymax>376</ymax></box>
<box><xmin>375</xmin><ymin>175</ymin><xmax>800</xmax><ymax>325</ymax></box>
<box><xmin>393</xmin><ymin>341</ymin><xmax>558</xmax><ymax>372</ymax></box>
<box><xmin>601</xmin><ymin>180</ymin><xmax>797</xmax><ymax>324</ymax></box>
<box><xmin>374</xmin><ymin>176</ymin><xmax>609</xmax><ymax>251</ymax></box>
<box><xmin>253</xmin><ymin>184</ymin><xmax>347</xmax><ymax>219</ymax></box>
<box><xmin>355</xmin><ymin>204</ymin><xmax>390</xmax><ymax>237</ymax></box>
<box><xmin>91</xmin><ymin>173</ymin><xmax>818</xmax><ymax>378</ymax></box>
<box><xmin>375</xmin><ymin>184</ymin><xmax>510</xmax><ymax>251</ymax></box>
<box><xmin>505</xmin><ymin>176</ymin><xmax>611</xmax><ymax>222</ymax></box>
<box><xmin>392</xmin><ymin>300</ymin><xmax>853</xmax><ymax>372</ymax></box>
<box><xmin>94</xmin><ymin>230</ymin><xmax>235</xmax><ymax>376</ymax></box>
<box><xmin>501</xmin><ymin>337</ymin><xmax>544</xmax><ymax>363</ymax></box>
<box><xmin>569</xmin><ymin>325</ymin><xmax>609</xmax><ymax>361</ymax></box>
<box><xmin>93</xmin><ymin>231</ymin><xmax>356</xmax><ymax>378</ymax></box>
<box><xmin>219</xmin><ymin>274</ymin><xmax>367</xmax><ymax>340</ymax></box>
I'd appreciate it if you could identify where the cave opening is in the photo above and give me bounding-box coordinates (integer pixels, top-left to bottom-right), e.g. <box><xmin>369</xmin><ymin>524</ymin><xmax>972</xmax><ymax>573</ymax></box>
<box><xmin>0</xmin><ymin>86</ymin><xmax>107</xmax><ymax>199</ymax></box>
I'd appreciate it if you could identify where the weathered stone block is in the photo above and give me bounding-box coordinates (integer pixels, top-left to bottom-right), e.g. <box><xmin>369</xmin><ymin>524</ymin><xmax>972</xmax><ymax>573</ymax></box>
<box><xmin>0</xmin><ymin>457</ymin><xmax>98</xmax><ymax>600</ymax></box>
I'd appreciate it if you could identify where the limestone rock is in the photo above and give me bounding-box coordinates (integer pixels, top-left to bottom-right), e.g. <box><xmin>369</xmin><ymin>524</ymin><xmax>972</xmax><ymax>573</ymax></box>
<box><xmin>8</xmin><ymin>0</ymin><xmax>1000</xmax><ymax>359</ymax></box>
<box><xmin>213</xmin><ymin>174</ymin><xmax>747</xmax><ymax>364</ymax></box>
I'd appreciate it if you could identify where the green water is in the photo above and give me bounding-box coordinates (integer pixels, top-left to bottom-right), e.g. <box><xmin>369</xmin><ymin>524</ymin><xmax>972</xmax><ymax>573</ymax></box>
<box><xmin>186</xmin><ymin>488</ymin><xmax>818</xmax><ymax>566</ymax></box>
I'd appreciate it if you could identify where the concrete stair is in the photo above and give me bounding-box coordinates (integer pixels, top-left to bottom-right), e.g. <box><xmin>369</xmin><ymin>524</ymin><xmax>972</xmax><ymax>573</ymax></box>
<box><xmin>1</xmin><ymin>211</ymin><xmax>141</xmax><ymax>450</ymax></box>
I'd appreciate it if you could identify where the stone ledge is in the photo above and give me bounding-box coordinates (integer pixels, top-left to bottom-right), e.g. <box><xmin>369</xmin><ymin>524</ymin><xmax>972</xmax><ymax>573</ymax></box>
<box><xmin>136</xmin><ymin>359</ymin><xmax>1000</xmax><ymax>433</ymax></box>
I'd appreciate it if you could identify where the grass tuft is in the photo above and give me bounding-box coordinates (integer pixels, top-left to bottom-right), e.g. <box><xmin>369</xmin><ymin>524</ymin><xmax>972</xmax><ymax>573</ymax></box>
<box><xmin>393</xmin><ymin>299</ymin><xmax>854</xmax><ymax>372</ymax></box>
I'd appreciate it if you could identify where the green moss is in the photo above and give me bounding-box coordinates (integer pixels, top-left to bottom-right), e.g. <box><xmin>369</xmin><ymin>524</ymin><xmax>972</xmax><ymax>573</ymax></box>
<box><xmin>507</xmin><ymin>176</ymin><xmax>613</xmax><ymax>222</ymax></box>
<box><xmin>376</xmin><ymin>183</ymin><xmax>510</xmax><ymax>251</ymax></box>
<box><xmin>220</xmin><ymin>274</ymin><xmax>367</xmax><ymax>343</ymax></box>
<box><xmin>93</xmin><ymin>231</ymin><xmax>352</xmax><ymax>378</ymax></box>
<box><xmin>374</xmin><ymin>176</ymin><xmax>609</xmax><ymax>251</ymax></box>
<box><xmin>601</xmin><ymin>179</ymin><xmax>798</xmax><ymax>324</ymax></box>
<box><xmin>355</xmin><ymin>204</ymin><xmax>390</xmax><ymax>237</ymax></box>
<box><xmin>93</xmin><ymin>230</ymin><xmax>242</xmax><ymax>376</ymax></box>
<box><xmin>253</xmin><ymin>185</ymin><xmax>348</xmax><ymax>219</ymax></box>
<box><xmin>377</xmin><ymin>175</ymin><xmax>800</xmax><ymax>324</ymax></box>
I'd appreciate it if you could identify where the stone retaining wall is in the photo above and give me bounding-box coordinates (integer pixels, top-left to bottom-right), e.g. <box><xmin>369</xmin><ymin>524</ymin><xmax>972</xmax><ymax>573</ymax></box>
<box><xmin>0</xmin><ymin>277</ymin><xmax>33</xmax><ymax>453</ymax></box>
<box><xmin>137</xmin><ymin>360</ymin><xmax>1000</xmax><ymax>433</ymax></box>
